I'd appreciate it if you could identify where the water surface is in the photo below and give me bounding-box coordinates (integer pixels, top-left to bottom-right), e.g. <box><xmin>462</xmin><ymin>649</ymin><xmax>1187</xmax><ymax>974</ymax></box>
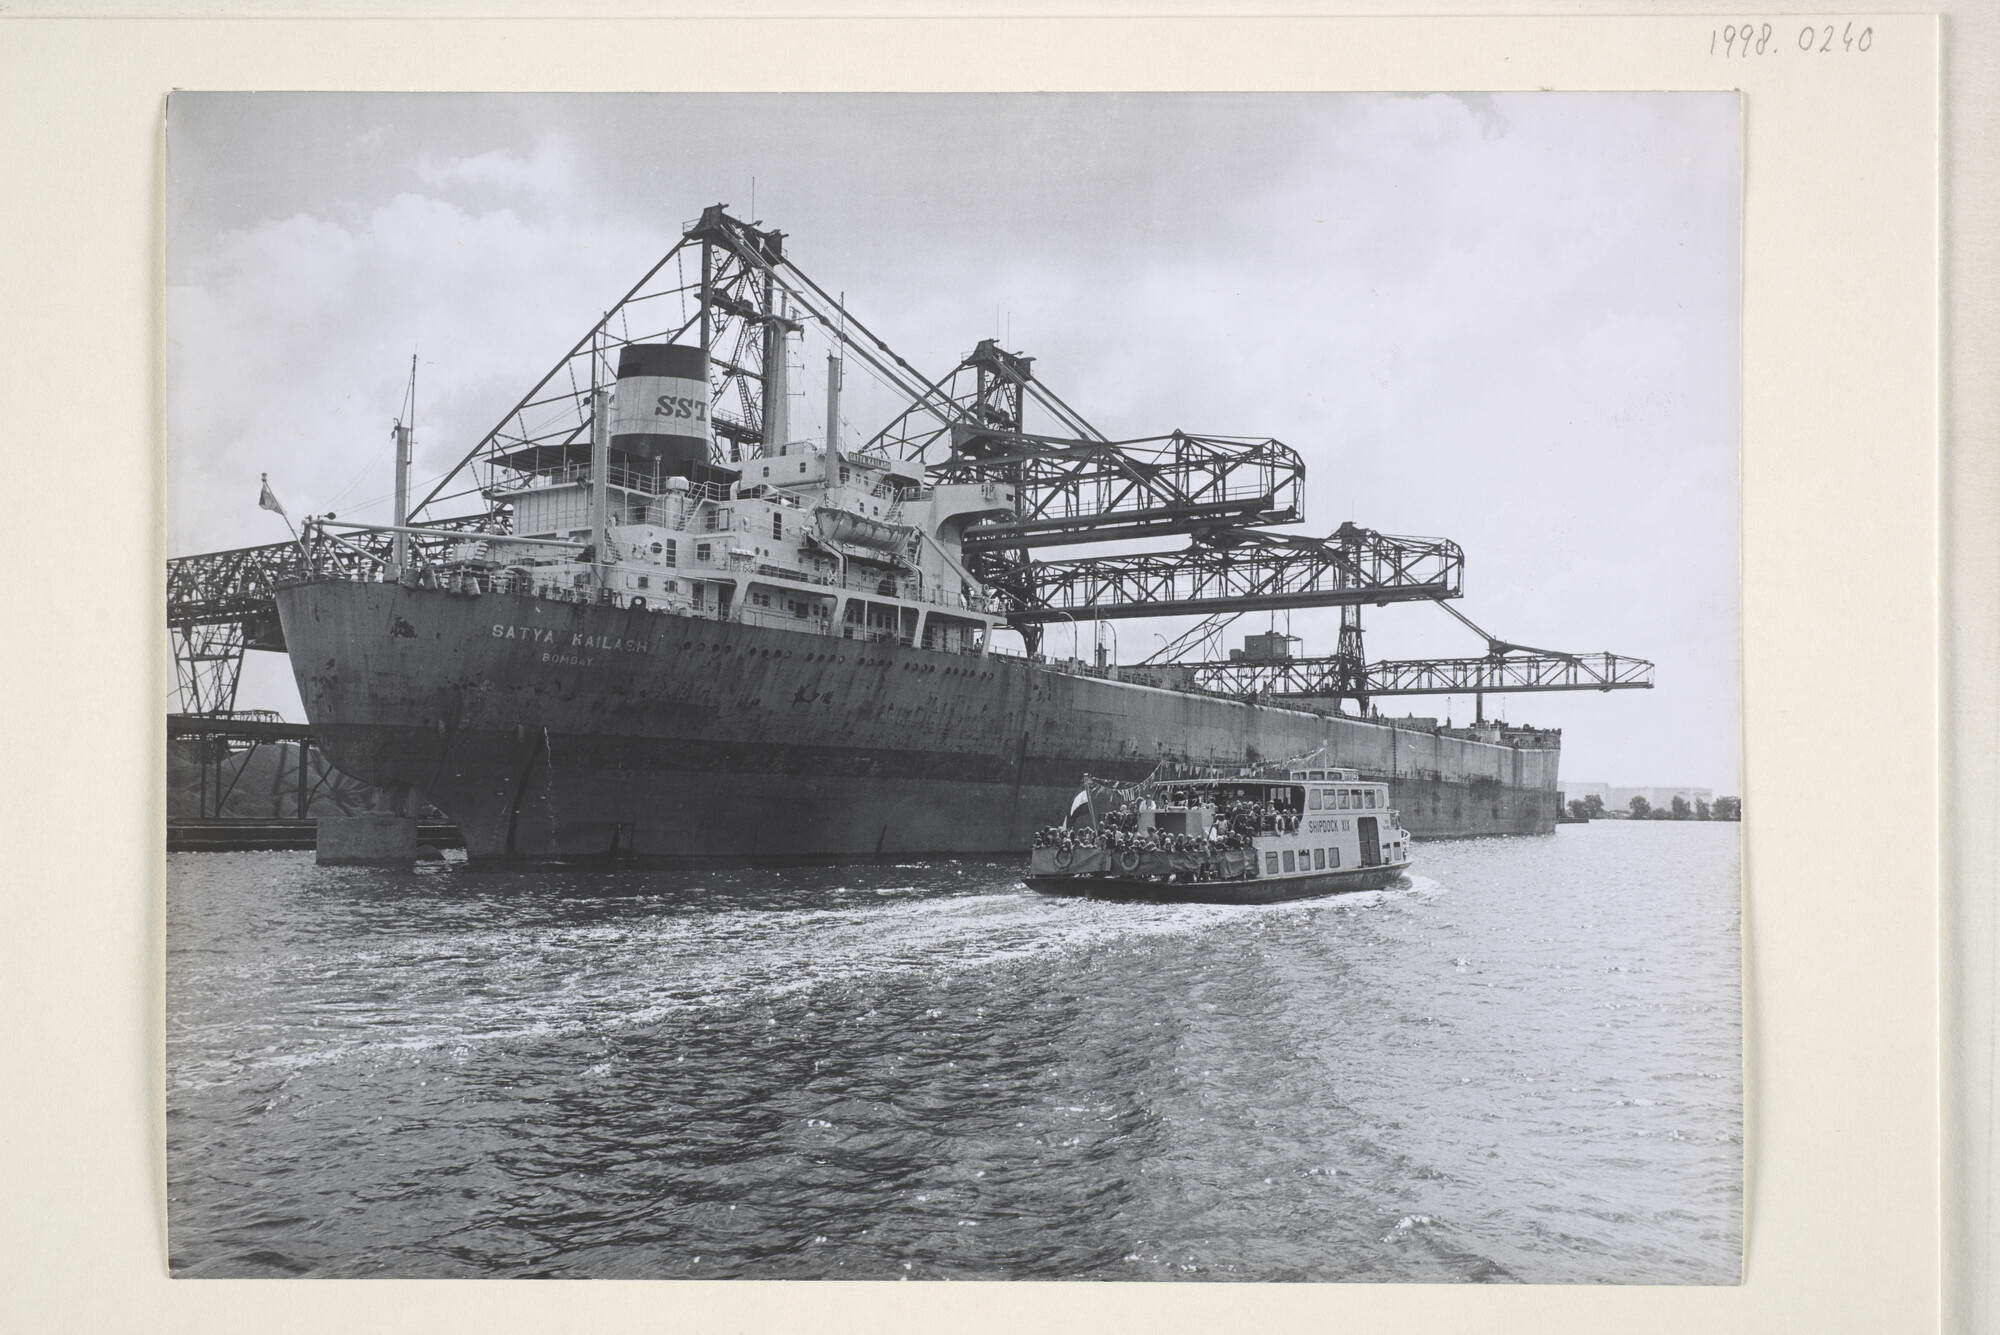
<box><xmin>166</xmin><ymin>820</ymin><xmax>1741</xmax><ymax>1281</ymax></box>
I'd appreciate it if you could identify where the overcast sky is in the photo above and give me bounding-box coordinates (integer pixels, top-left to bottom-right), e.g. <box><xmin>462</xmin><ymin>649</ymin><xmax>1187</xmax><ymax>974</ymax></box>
<box><xmin>167</xmin><ymin>92</ymin><xmax>1740</xmax><ymax>792</ymax></box>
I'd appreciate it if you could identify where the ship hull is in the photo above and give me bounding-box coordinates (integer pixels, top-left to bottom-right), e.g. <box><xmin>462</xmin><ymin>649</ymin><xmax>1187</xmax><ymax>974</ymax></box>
<box><xmin>275</xmin><ymin>581</ymin><xmax>1560</xmax><ymax>863</ymax></box>
<box><xmin>1025</xmin><ymin>862</ymin><xmax>1410</xmax><ymax>905</ymax></box>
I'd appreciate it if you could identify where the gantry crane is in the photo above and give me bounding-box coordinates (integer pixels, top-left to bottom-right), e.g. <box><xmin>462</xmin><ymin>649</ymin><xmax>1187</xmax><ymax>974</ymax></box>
<box><xmin>167</xmin><ymin>203</ymin><xmax>1652</xmax><ymax>717</ymax></box>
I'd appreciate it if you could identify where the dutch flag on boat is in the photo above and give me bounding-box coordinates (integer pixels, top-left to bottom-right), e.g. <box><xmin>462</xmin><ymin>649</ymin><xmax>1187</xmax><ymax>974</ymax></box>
<box><xmin>1068</xmin><ymin>787</ymin><xmax>1094</xmax><ymax>828</ymax></box>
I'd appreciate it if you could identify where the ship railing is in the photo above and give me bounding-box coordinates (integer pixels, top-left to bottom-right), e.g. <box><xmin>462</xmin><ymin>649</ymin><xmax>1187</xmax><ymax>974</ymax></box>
<box><xmin>814</xmin><ymin>569</ymin><xmax>995</xmax><ymax>613</ymax></box>
<box><xmin>309</xmin><ymin>543</ymin><xmax>1000</xmax><ymax>621</ymax></box>
<box><xmin>492</xmin><ymin>460</ymin><xmax>689</xmax><ymax>498</ymax></box>
<box><xmin>364</xmin><ymin>572</ymin><xmax>1005</xmax><ymax>655</ymax></box>
<box><xmin>754</xmin><ymin>562</ymin><xmax>831</xmax><ymax>585</ymax></box>
<box><xmin>1034</xmin><ymin>657</ymin><xmax>1097</xmax><ymax>678</ymax></box>
<box><xmin>733</xmin><ymin>481</ymin><xmax>801</xmax><ymax>503</ymax></box>
<box><xmin>677</xmin><ymin>556</ymin><xmax>980</xmax><ymax>610</ymax></box>
<box><xmin>734</xmin><ymin>603</ymin><xmax>835</xmax><ymax>634</ymax></box>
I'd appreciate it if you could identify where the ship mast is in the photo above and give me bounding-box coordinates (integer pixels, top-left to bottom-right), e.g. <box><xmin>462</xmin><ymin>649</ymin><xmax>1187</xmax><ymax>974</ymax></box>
<box><xmin>824</xmin><ymin>352</ymin><xmax>842</xmax><ymax>483</ymax></box>
<box><xmin>762</xmin><ymin>289</ymin><xmax>791</xmax><ymax>452</ymax></box>
<box><xmin>590</xmin><ymin>385</ymin><xmax>610</xmax><ymax>590</ymax></box>
<box><xmin>390</xmin><ymin>353</ymin><xmax>415</xmax><ymax>579</ymax></box>
<box><xmin>825</xmin><ymin>293</ymin><xmax>844</xmax><ymax>486</ymax></box>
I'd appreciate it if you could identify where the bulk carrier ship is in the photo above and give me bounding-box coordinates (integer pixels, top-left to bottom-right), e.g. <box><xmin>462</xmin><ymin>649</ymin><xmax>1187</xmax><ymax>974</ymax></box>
<box><xmin>270</xmin><ymin>205</ymin><xmax>1631</xmax><ymax>863</ymax></box>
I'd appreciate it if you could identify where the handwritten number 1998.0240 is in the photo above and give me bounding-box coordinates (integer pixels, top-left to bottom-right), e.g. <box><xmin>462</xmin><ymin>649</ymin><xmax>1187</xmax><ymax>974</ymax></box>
<box><xmin>1712</xmin><ymin>23</ymin><xmax>1873</xmax><ymax>57</ymax></box>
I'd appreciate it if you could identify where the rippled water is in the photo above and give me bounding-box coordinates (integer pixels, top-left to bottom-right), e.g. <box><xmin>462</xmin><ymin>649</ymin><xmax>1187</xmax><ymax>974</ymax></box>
<box><xmin>165</xmin><ymin>820</ymin><xmax>1741</xmax><ymax>1282</ymax></box>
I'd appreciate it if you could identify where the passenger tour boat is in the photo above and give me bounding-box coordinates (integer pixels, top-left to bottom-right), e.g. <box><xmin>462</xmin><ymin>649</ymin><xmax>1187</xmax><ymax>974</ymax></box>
<box><xmin>1026</xmin><ymin>766</ymin><xmax>1414</xmax><ymax>904</ymax></box>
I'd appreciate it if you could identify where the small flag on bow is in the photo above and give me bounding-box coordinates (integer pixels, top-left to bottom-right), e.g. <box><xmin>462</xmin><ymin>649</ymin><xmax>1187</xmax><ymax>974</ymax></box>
<box><xmin>258</xmin><ymin>473</ymin><xmax>287</xmax><ymax>518</ymax></box>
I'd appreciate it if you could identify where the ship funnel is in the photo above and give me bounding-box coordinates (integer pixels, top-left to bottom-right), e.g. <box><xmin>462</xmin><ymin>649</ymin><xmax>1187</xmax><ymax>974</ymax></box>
<box><xmin>609</xmin><ymin>343</ymin><xmax>712</xmax><ymax>477</ymax></box>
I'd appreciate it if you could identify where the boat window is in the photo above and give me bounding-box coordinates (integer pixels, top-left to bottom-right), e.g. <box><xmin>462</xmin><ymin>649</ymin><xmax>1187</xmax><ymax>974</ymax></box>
<box><xmin>1365</xmin><ymin>791</ymin><xmax>1377</xmax><ymax>809</ymax></box>
<box><xmin>1265</xmin><ymin>852</ymin><xmax>1280</xmax><ymax>875</ymax></box>
<box><xmin>1308</xmin><ymin>790</ymin><xmax>1322</xmax><ymax>811</ymax></box>
<box><xmin>1282</xmin><ymin>850</ymin><xmax>1296</xmax><ymax>873</ymax></box>
<box><xmin>1313</xmin><ymin>848</ymin><xmax>1326</xmax><ymax>869</ymax></box>
<box><xmin>1330</xmin><ymin>848</ymin><xmax>1340</xmax><ymax>868</ymax></box>
<box><xmin>1337</xmin><ymin>791</ymin><xmax>1350</xmax><ymax>810</ymax></box>
<box><xmin>696</xmin><ymin>543</ymin><xmax>711</xmax><ymax>562</ymax></box>
<box><xmin>636</xmin><ymin>576</ymin><xmax>649</xmax><ymax>590</ymax></box>
<box><xmin>1308</xmin><ymin>769</ymin><xmax>1325</xmax><ymax>780</ymax></box>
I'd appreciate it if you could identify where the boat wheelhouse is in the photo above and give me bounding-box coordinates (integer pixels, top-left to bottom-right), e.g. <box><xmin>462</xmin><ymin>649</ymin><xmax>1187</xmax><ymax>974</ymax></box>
<box><xmin>1026</xmin><ymin>766</ymin><xmax>1414</xmax><ymax>904</ymax></box>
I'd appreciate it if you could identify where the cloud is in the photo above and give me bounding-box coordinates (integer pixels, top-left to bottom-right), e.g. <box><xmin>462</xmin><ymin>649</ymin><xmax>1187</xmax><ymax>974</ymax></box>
<box><xmin>346</xmin><ymin>124</ymin><xmax>390</xmax><ymax>158</ymax></box>
<box><xmin>415</xmin><ymin>143</ymin><xmax>551</xmax><ymax>194</ymax></box>
<box><xmin>168</xmin><ymin>185</ymin><xmax>662</xmax><ymax>552</ymax></box>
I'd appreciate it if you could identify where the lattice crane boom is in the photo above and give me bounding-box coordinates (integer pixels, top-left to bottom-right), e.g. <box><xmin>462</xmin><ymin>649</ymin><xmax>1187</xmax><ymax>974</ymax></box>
<box><xmin>946</xmin><ymin>427</ymin><xmax>1305</xmax><ymax>551</ymax></box>
<box><xmin>1180</xmin><ymin>649</ymin><xmax>1655</xmax><ymax>700</ymax></box>
<box><xmin>999</xmin><ymin>523</ymin><xmax>1465</xmax><ymax>624</ymax></box>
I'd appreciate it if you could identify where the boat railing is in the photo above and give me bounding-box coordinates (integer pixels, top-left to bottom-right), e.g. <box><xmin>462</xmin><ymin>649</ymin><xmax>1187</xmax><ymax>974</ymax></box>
<box><xmin>349</xmin><ymin>561</ymin><xmax>1001</xmax><ymax>637</ymax></box>
<box><xmin>734</xmin><ymin>603</ymin><xmax>835</xmax><ymax>634</ymax></box>
<box><xmin>492</xmin><ymin>460</ymin><xmax>711</xmax><ymax>499</ymax></box>
<box><xmin>634</xmin><ymin>549</ymin><xmax>994</xmax><ymax>614</ymax></box>
<box><xmin>733</xmin><ymin>484</ymin><xmax>809</xmax><ymax>510</ymax></box>
<box><xmin>298</xmin><ymin>522</ymin><xmax>997</xmax><ymax>618</ymax></box>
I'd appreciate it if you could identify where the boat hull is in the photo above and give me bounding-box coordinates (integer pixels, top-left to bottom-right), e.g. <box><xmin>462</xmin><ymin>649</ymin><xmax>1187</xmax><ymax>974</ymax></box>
<box><xmin>1025</xmin><ymin>861</ymin><xmax>1410</xmax><ymax>904</ymax></box>
<box><xmin>274</xmin><ymin>580</ymin><xmax>1561</xmax><ymax>864</ymax></box>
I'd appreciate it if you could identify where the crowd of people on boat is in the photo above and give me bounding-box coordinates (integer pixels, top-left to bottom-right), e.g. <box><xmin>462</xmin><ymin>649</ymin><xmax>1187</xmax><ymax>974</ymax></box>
<box><xmin>1032</xmin><ymin>793</ymin><xmax>1302</xmax><ymax>856</ymax></box>
<box><xmin>1032</xmin><ymin>822</ymin><xmax>1251</xmax><ymax>855</ymax></box>
<box><xmin>1211</xmin><ymin>800</ymin><xmax>1301</xmax><ymax>837</ymax></box>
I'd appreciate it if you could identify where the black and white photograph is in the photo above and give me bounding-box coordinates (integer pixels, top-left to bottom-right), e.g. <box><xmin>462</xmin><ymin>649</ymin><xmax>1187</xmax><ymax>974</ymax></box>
<box><xmin>164</xmin><ymin>92</ymin><xmax>1742</xmax><ymax>1282</ymax></box>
